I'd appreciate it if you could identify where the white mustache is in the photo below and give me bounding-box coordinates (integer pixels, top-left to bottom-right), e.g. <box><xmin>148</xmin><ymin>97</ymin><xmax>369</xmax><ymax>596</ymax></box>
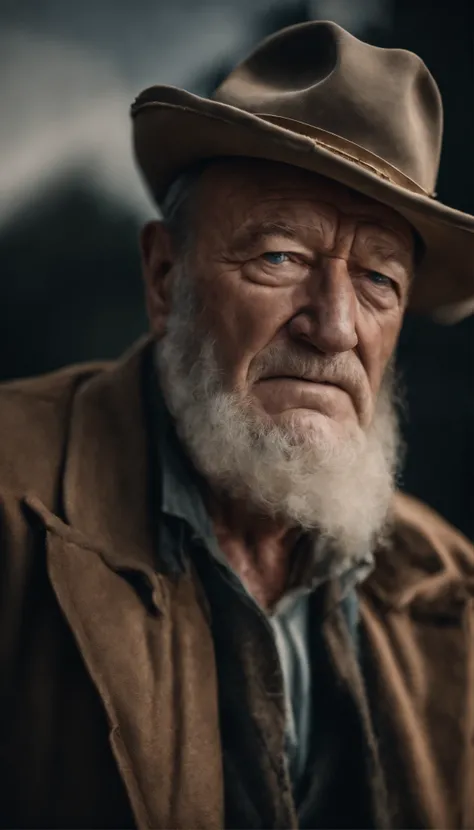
<box><xmin>250</xmin><ymin>346</ymin><xmax>370</xmax><ymax>419</ymax></box>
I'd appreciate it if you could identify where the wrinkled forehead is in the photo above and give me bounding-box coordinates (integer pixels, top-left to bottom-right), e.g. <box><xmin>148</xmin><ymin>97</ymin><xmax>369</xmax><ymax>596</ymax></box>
<box><xmin>193</xmin><ymin>158</ymin><xmax>415</xmax><ymax>248</ymax></box>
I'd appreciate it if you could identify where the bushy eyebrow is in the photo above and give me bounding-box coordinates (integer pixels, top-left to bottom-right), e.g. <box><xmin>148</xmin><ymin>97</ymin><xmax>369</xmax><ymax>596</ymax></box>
<box><xmin>363</xmin><ymin>239</ymin><xmax>405</xmax><ymax>261</ymax></box>
<box><xmin>230</xmin><ymin>221</ymin><xmax>304</xmax><ymax>251</ymax></box>
<box><xmin>353</xmin><ymin>225</ymin><xmax>414</xmax><ymax>274</ymax></box>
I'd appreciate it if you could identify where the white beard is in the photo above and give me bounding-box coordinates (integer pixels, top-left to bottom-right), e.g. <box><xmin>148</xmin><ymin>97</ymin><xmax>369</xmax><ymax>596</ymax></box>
<box><xmin>156</xmin><ymin>263</ymin><xmax>403</xmax><ymax>567</ymax></box>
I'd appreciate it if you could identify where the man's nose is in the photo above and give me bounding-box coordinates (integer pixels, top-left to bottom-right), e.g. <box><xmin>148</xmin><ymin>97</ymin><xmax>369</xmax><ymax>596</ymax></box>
<box><xmin>288</xmin><ymin>257</ymin><xmax>358</xmax><ymax>354</ymax></box>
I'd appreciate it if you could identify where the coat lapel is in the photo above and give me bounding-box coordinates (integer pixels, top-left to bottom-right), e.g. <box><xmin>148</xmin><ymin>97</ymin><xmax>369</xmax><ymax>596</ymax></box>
<box><xmin>26</xmin><ymin>338</ymin><xmax>224</xmax><ymax>830</ymax></box>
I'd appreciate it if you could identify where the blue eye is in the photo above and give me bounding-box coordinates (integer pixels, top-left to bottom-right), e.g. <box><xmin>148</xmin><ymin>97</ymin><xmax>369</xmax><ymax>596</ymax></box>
<box><xmin>368</xmin><ymin>271</ymin><xmax>393</xmax><ymax>288</ymax></box>
<box><xmin>262</xmin><ymin>252</ymin><xmax>289</xmax><ymax>265</ymax></box>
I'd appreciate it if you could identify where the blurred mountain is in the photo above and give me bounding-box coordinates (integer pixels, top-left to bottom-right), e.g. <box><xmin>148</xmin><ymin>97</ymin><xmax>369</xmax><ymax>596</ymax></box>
<box><xmin>0</xmin><ymin>181</ymin><xmax>145</xmax><ymax>381</ymax></box>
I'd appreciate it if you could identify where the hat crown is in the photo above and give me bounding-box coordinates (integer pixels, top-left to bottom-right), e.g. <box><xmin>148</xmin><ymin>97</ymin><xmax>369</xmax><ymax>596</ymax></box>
<box><xmin>214</xmin><ymin>21</ymin><xmax>443</xmax><ymax>194</ymax></box>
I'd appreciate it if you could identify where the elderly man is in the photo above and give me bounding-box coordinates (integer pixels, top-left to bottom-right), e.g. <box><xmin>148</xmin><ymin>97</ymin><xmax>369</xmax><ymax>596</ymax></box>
<box><xmin>1</xmin><ymin>19</ymin><xmax>474</xmax><ymax>830</ymax></box>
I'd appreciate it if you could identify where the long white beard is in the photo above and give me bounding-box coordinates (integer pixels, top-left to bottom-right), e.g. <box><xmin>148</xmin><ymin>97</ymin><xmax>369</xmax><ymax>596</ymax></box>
<box><xmin>156</xmin><ymin>263</ymin><xmax>403</xmax><ymax>565</ymax></box>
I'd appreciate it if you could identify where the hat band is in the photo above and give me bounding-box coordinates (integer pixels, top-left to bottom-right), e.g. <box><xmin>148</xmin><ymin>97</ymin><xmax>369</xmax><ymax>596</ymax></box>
<box><xmin>259</xmin><ymin>114</ymin><xmax>435</xmax><ymax>198</ymax></box>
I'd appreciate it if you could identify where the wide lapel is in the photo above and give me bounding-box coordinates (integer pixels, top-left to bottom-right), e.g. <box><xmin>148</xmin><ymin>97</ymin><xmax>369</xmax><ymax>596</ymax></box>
<box><xmin>359</xmin><ymin>492</ymin><xmax>474</xmax><ymax>830</ymax></box>
<box><xmin>27</xmin><ymin>338</ymin><xmax>224</xmax><ymax>830</ymax></box>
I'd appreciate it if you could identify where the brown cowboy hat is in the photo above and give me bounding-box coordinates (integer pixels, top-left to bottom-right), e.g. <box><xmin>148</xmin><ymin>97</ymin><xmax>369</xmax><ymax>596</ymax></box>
<box><xmin>131</xmin><ymin>20</ymin><xmax>474</xmax><ymax>323</ymax></box>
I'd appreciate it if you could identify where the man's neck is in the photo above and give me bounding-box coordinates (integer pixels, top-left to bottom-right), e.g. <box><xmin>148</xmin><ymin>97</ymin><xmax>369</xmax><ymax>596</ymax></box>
<box><xmin>205</xmin><ymin>491</ymin><xmax>302</xmax><ymax>611</ymax></box>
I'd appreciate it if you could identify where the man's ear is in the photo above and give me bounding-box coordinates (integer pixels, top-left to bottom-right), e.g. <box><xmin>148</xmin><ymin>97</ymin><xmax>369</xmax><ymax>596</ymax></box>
<box><xmin>140</xmin><ymin>220</ymin><xmax>175</xmax><ymax>337</ymax></box>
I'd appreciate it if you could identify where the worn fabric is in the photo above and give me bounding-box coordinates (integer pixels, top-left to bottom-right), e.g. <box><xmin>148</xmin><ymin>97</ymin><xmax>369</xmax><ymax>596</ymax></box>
<box><xmin>148</xmin><ymin>356</ymin><xmax>369</xmax><ymax>790</ymax></box>
<box><xmin>1</xmin><ymin>337</ymin><xmax>474</xmax><ymax>829</ymax></box>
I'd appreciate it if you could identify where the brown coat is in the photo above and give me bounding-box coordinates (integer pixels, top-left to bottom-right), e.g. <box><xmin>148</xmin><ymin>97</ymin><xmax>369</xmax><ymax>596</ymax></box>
<box><xmin>1</xmin><ymin>338</ymin><xmax>474</xmax><ymax>829</ymax></box>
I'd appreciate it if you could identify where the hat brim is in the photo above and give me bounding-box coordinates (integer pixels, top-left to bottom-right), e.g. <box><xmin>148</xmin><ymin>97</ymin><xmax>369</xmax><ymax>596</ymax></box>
<box><xmin>132</xmin><ymin>86</ymin><xmax>474</xmax><ymax>322</ymax></box>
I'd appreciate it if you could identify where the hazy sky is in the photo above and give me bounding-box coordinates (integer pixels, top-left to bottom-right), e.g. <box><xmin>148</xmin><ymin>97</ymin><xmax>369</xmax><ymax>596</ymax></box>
<box><xmin>0</xmin><ymin>0</ymin><xmax>391</xmax><ymax>226</ymax></box>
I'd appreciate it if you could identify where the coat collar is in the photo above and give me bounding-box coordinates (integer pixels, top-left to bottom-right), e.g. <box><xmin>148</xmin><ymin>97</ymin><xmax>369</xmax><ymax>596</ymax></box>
<box><xmin>61</xmin><ymin>335</ymin><xmax>159</xmax><ymax>581</ymax></box>
<box><xmin>362</xmin><ymin>491</ymin><xmax>474</xmax><ymax>615</ymax></box>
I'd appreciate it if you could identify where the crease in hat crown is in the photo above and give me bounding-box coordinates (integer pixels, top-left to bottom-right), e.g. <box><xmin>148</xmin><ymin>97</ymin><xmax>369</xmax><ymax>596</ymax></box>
<box><xmin>210</xmin><ymin>20</ymin><xmax>443</xmax><ymax>196</ymax></box>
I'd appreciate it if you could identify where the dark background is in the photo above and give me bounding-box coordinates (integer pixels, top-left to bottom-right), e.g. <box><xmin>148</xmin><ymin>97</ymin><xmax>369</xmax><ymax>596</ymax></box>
<box><xmin>1</xmin><ymin>0</ymin><xmax>473</xmax><ymax>537</ymax></box>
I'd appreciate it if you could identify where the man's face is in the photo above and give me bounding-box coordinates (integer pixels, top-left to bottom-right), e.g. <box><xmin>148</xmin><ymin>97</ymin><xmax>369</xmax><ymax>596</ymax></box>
<box><xmin>142</xmin><ymin>159</ymin><xmax>412</xmax><ymax>545</ymax></box>
<box><xmin>147</xmin><ymin>159</ymin><xmax>413</xmax><ymax>440</ymax></box>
